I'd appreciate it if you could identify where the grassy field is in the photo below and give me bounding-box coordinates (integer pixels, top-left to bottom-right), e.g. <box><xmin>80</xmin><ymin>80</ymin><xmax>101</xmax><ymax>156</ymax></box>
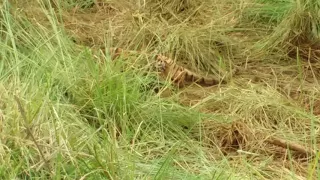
<box><xmin>1</xmin><ymin>0</ymin><xmax>320</xmax><ymax>179</ymax></box>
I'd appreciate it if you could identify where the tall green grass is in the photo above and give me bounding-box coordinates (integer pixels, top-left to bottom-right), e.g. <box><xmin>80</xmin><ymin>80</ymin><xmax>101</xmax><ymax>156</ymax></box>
<box><xmin>251</xmin><ymin>0</ymin><xmax>320</xmax><ymax>56</ymax></box>
<box><xmin>2</xmin><ymin>0</ymin><xmax>320</xmax><ymax>179</ymax></box>
<box><xmin>0</xmin><ymin>1</ymin><xmax>244</xmax><ymax>179</ymax></box>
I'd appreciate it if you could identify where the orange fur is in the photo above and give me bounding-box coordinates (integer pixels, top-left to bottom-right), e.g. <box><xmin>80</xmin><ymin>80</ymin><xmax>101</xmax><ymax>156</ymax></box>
<box><xmin>104</xmin><ymin>47</ymin><xmax>225</xmax><ymax>88</ymax></box>
<box><xmin>155</xmin><ymin>54</ymin><xmax>222</xmax><ymax>88</ymax></box>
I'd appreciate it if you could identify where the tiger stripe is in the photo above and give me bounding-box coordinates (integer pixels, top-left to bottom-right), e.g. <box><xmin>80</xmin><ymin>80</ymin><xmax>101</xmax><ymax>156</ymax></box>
<box><xmin>154</xmin><ymin>54</ymin><xmax>223</xmax><ymax>88</ymax></box>
<box><xmin>102</xmin><ymin>47</ymin><xmax>228</xmax><ymax>88</ymax></box>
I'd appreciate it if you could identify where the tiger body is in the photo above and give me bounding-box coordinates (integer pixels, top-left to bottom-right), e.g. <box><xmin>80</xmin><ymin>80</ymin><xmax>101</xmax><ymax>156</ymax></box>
<box><xmin>104</xmin><ymin>47</ymin><xmax>225</xmax><ymax>88</ymax></box>
<box><xmin>155</xmin><ymin>54</ymin><xmax>222</xmax><ymax>88</ymax></box>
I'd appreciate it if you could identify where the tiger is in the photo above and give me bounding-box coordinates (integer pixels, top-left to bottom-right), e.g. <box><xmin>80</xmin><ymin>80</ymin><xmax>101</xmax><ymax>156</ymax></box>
<box><xmin>154</xmin><ymin>54</ymin><xmax>227</xmax><ymax>88</ymax></box>
<box><xmin>100</xmin><ymin>47</ymin><xmax>230</xmax><ymax>88</ymax></box>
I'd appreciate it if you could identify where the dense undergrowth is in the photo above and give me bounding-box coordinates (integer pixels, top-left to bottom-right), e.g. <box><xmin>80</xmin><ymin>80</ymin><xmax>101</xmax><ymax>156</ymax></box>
<box><xmin>1</xmin><ymin>0</ymin><xmax>320</xmax><ymax>179</ymax></box>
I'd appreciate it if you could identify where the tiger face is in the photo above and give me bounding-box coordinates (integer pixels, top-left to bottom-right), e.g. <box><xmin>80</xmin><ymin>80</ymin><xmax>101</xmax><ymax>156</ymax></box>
<box><xmin>153</xmin><ymin>55</ymin><xmax>167</xmax><ymax>72</ymax></box>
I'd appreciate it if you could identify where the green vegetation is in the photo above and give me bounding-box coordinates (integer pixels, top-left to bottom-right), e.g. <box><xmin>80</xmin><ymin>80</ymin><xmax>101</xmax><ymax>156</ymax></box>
<box><xmin>1</xmin><ymin>0</ymin><xmax>320</xmax><ymax>179</ymax></box>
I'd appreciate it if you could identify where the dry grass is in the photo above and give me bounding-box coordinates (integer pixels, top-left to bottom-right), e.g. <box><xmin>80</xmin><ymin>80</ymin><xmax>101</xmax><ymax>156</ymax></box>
<box><xmin>1</xmin><ymin>0</ymin><xmax>320</xmax><ymax>179</ymax></box>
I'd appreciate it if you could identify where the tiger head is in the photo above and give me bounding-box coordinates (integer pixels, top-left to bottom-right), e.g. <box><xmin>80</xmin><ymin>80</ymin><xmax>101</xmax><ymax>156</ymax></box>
<box><xmin>153</xmin><ymin>55</ymin><xmax>167</xmax><ymax>72</ymax></box>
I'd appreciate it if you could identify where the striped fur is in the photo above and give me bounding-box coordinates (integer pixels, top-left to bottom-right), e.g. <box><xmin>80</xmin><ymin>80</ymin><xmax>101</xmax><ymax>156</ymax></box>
<box><xmin>154</xmin><ymin>54</ymin><xmax>222</xmax><ymax>88</ymax></box>
<box><xmin>104</xmin><ymin>47</ymin><xmax>226</xmax><ymax>88</ymax></box>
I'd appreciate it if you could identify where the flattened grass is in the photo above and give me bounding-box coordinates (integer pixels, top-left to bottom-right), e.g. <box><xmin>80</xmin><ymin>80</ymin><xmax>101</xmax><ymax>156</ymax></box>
<box><xmin>1</xmin><ymin>0</ymin><xmax>320</xmax><ymax>179</ymax></box>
